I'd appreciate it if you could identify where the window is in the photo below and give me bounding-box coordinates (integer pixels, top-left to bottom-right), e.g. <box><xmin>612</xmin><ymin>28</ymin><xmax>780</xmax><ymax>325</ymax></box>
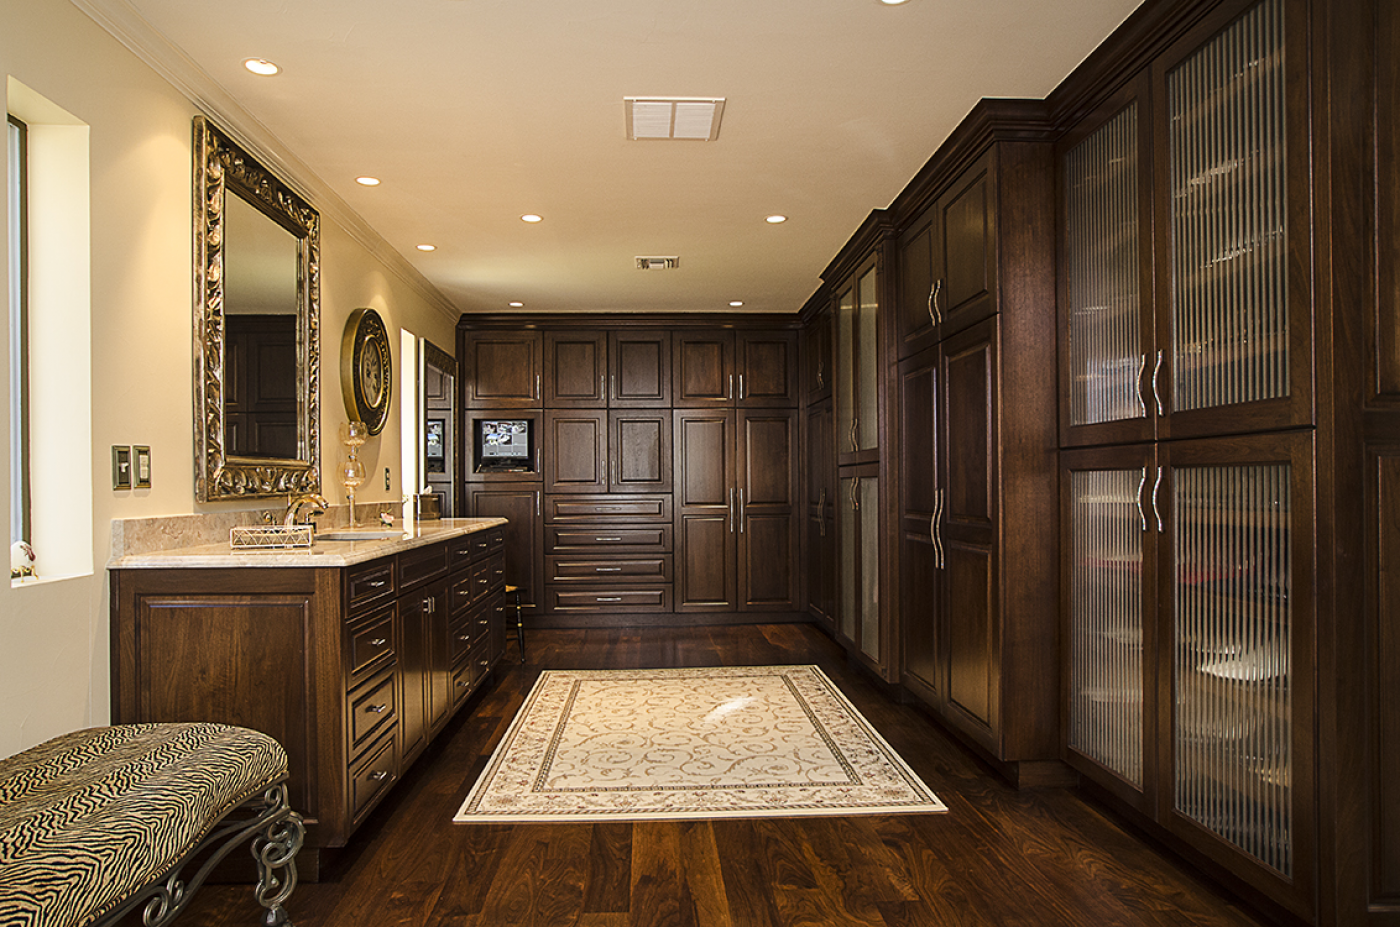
<box><xmin>8</xmin><ymin>115</ymin><xmax>29</xmax><ymax>558</ymax></box>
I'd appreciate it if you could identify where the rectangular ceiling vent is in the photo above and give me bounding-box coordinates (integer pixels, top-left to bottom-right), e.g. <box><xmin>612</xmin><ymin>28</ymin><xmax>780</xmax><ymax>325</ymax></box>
<box><xmin>625</xmin><ymin>98</ymin><xmax>725</xmax><ymax>141</ymax></box>
<box><xmin>636</xmin><ymin>256</ymin><xmax>680</xmax><ymax>271</ymax></box>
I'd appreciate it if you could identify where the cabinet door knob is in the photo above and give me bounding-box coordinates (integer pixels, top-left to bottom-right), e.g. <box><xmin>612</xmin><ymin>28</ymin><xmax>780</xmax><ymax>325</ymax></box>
<box><xmin>369</xmin><ymin>770</ymin><xmax>390</xmax><ymax>782</ymax></box>
<box><xmin>366</xmin><ymin>704</ymin><xmax>389</xmax><ymax>714</ymax></box>
<box><xmin>368</xmin><ymin>638</ymin><xmax>387</xmax><ymax>647</ymax></box>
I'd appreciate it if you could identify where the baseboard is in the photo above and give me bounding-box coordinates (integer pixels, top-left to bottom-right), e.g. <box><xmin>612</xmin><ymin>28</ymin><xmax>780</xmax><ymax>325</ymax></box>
<box><xmin>526</xmin><ymin>610</ymin><xmax>812</xmax><ymax>630</ymax></box>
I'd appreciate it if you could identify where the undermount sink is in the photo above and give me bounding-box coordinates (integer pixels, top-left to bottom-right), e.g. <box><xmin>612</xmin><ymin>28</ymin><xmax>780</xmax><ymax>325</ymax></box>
<box><xmin>314</xmin><ymin>529</ymin><xmax>406</xmax><ymax>542</ymax></box>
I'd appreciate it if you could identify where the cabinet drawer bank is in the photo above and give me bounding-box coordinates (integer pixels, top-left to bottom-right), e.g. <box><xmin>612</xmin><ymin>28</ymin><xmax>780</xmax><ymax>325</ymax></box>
<box><xmin>108</xmin><ymin>517</ymin><xmax>509</xmax><ymax>880</ymax></box>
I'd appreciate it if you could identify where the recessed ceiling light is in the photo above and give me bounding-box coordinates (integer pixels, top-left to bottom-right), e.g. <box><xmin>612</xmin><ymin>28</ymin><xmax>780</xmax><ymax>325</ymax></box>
<box><xmin>765</xmin><ymin>214</ymin><xmax>787</xmax><ymax>224</ymax></box>
<box><xmin>243</xmin><ymin>58</ymin><xmax>280</xmax><ymax>76</ymax></box>
<box><xmin>729</xmin><ymin>301</ymin><xmax>744</xmax><ymax>307</ymax></box>
<box><xmin>509</xmin><ymin>302</ymin><xmax>524</xmax><ymax>308</ymax></box>
<box><xmin>416</xmin><ymin>244</ymin><xmax>436</xmax><ymax>252</ymax></box>
<box><xmin>880</xmin><ymin>0</ymin><xmax>911</xmax><ymax>5</ymax></box>
<box><xmin>356</xmin><ymin>176</ymin><xmax>381</xmax><ymax>186</ymax></box>
<box><xmin>521</xmin><ymin>214</ymin><xmax>543</xmax><ymax>223</ymax></box>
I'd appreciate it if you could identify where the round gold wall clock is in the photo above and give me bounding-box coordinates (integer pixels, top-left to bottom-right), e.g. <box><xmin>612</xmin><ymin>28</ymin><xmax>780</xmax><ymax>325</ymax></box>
<box><xmin>340</xmin><ymin>307</ymin><xmax>393</xmax><ymax>435</ymax></box>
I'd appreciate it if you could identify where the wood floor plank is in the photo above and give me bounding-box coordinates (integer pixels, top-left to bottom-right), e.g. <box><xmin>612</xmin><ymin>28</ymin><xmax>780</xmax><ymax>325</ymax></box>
<box><xmin>168</xmin><ymin>625</ymin><xmax>1276</xmax><ymax>927</ymax></box>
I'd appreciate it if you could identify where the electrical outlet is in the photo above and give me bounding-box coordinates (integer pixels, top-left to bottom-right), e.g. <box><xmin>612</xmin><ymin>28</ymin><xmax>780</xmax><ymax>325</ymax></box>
<box><xmin>384</xmin><ymin>467</ymin><xmax>391</xmax><ymax>491</ymax></box>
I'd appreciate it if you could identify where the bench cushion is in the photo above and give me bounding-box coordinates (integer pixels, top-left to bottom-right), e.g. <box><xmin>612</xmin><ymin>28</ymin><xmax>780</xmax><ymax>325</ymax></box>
<box><xmin>0</xmin><ymin>723</ymin><xmax>289</xmax><ymax>927</ymax></box>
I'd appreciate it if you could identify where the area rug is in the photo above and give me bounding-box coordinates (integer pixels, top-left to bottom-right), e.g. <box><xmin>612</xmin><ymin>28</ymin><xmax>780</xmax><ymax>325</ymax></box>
<box><xmin>453</xmin><ymin>665</ymin><xmax>946</xmax><ymax>823</ymax></box>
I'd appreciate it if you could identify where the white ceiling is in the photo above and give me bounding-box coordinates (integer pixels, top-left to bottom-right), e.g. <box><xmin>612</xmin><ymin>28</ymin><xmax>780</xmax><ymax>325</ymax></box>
<box><xmin>81</xmin><ymin>0</ymin><xmax>1143</xmax><ymax>316</ymax></box>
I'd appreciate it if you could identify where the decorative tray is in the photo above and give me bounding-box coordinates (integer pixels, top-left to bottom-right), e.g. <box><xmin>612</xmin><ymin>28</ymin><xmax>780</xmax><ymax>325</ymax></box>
<box><xmin>230</xmin><ymin>525</ymin><xmax>315</xmax><ymax>550</ymax></box>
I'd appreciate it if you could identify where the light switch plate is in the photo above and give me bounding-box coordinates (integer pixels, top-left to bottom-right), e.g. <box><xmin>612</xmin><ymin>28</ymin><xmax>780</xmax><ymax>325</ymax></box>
<box><xmin>133</xmin><ymin>445</ymin><xmax>151</xmax><ymax>489</ymax></box>
<box><xmin>112</xmin><ymin>445</ymin><xmax>132</xmax><ymax>490</ymax></box>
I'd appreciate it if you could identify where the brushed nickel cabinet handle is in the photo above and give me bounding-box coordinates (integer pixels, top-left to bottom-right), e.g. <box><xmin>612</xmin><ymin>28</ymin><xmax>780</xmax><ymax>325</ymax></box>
<box><xmin>850</xmin><ymin>419</ymin><xmax>859</xmax><ymax>453</ymax></box>
<box><xmin>728</xmin><ymin>374</ymin><xmax>734</xmax><ymax>401</ymax></box>
<box><xmin>597</xmin><ymin>596</ymin><xmax>623</xmax><ymax>603</ymax></box>
<box><xmin>596</xmin><ymin>566</ymin><xmax>622</xmax><ymax>572</ymax></box>
<box><xmin>365</xmin><ymin>704</ymin><xmax>389</xmax><ymax>714</ymax></box>
<box><xmin>537</xmin><ymin>490</ymin><xmax>542</xmax><ymax>517</ymax></box>
<box><xmin>368</xmin><ymin>638</ymin><xmax>386</xmax><ymax>646</ymax></box>
<box><xmin>850</xmin><ymin>477</ymin><xmax>861</xmax><ymax>511</ymax></box>
<box><xmin>1151</xmin><ymin>466</ymin><xmax>1164</xmax><ymax>534</ymax></box>
<box><xmin>536</xmin><ymin>373</ymin><xmax>542</xmax><ymax>400</ymax></box>
<box><xmin>595</xmin><ymin>536</ymin><xmax>623</xmax><ymax>542</ymax></box>
<box><xmin>816</xmin><ymin>358</ymin><xmax>825</xmax><ymax>390</ymax></box>
<box><xmin>1135</xmin><ymin>353</ymin><xmax>1149</xmax><ymax>416</ymax></box>
<box><xmin>1151</xmin><ymin>350</ymin><xmax>1165</xmax><ymax>416</ymax></box>
<box><xmin>738</xmin><ymin>488</ymin><xmax>745</xmax><ymax>534</ymax></box>
<box><xmin>1136</xmin><ymin>467</ymin><xmax>1148</xmax><ymax>531</ymax></box>
<box><xmin>369</xmin><ymin>770</ymin><xmax>390</xmax><ymax>782</ymax></box>
<box><xmin>456</xmin><ymin>680</ymin><xmax>470</xmax><ymax>688</ymax></box>
<box><xmin>729</xmin><ymin>488</ymin><xmax>735</xmax><ymax>533</ymax></box>
<box><xmin>817</xmin><ymin>488</ymin><xmax>827</xmax><ymax>537</ymax></box>
<box><xmin>932</xmin><ymin>488</ymin><xmax>944</xmax><ymax>569</ymax></box>
<box><xmin>931</xmin><ymin>279</ymin><xmax>943</xmax><ymax>325</ymax></box>
<box><xmin>739</xmin><ymin>374</ymin><xmax>745</xmax><ymax>400</ymax></box>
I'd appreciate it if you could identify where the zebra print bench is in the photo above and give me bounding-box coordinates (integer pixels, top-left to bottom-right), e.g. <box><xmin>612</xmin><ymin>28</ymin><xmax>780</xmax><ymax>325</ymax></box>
<box><xmin>0</xmin><ymin>723</ymin><xmax>303</xmax><ymax>926</ymax></box>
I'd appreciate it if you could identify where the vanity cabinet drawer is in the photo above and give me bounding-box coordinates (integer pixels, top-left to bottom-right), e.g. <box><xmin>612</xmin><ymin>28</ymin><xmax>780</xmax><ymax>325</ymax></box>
<box><xmin>347</xmin><ymin>559</ymin><xmax>395</xmax><ymax>614</ymax></box>
<box><xmin>448</xmin><ymin>612</ymin><xmax>477</xmax><ymax>664</ymax></box>
<box><xmin>450</xmin><ymin>574</ymin><xmax>475</xmax><ymax>616</ymax></box>
<box><xmin>545</xmin><ymin>585</ymin><xmax>672</xmax><ymax>612</ymax></box>
<box><xmin>348</xmin><ymin>669</ymin><xmax>397</xmax><ymax>753</ymax></box>
<box><xmin>485</xmin><ymin>528</ymin><xmax>506</xmax><ymax>555</ymax></box>
<box><xmin>400</xmin><ymin>541</ymin><xmax>449</xmax><ymax>590</ymax></box>
<box><xmin>545</xmin><ymin>494</ymin><xmax>671</xmax><ymax>523</ymax></box>
<box><xmin>486</xmin><ymin>554</ymin><xmax>507</xmax><ymax>592</ymax></box>
<box><xmin>349</xmin><ymin>728</ymin><xmax>398</xmax><ymax>826</ymax></box>
<box><xmin>545</xmin><ymin>525</ymin><xmax>672</xmax><ymax>553</ymax></box>
<box><xmin>347</xmin><ymin>607</ymin><xmax>396</xmax><ymax>684</ymax></box>
<box><xmin>546</xmin><ymin>555</ymin><xmax>672</xmax><ymax>583</ymax></box>
<box><xmin>451</xmin><ymin>642</ymin><xmax>491</xmax><ymax>709</ymax></box>
<box><xmin>471</xmin><ymin>562</ymin><xmax>494</xmax><ymax>603</ymax></box>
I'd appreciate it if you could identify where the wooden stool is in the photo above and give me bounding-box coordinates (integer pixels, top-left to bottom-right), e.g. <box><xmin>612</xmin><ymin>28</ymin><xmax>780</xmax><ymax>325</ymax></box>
<box><xmin>503</xmin><ymin>585</ymin><xmax>532</xmax><ymax>663</ymax></box>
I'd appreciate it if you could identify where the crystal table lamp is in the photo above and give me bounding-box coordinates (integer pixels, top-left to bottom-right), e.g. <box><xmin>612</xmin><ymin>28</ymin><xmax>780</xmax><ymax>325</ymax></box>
<box><xmin>339</xmin><ymin>421</ymin><xmax>369</xmax><ymax>527</ymax></box>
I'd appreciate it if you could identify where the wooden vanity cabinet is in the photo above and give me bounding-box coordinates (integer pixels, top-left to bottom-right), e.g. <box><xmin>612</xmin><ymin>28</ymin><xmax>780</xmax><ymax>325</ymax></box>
<box><xmin>109</xmin><ymin>526</ymin><xmax>506</xmax><ymax>877</ymax></box>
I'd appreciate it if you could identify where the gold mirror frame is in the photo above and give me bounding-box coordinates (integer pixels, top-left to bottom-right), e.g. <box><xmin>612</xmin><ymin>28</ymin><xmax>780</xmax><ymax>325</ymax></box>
<box><xmin>193</xmin><ymin>116</ymin><xmax>321</xmax><ymax>501</ymax></box>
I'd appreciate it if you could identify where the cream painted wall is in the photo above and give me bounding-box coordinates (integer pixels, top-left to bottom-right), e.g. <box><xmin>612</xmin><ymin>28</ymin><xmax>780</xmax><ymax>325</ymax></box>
<box><xmin>0</xmin><ymin>0</ymin><xmax>460</xmax><ymax>757</ymax></box>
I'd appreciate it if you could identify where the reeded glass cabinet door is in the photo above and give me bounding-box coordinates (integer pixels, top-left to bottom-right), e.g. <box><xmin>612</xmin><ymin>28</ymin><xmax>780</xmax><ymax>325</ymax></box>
<box><xmin>1163</xmin><ymin>432</ymin><xmax>1313</xmax><ymax>894</ymax></box>
<box><xmin>855</xmin><ymin>265</ymin><xmax>880</xmax><ymax>453</ymax></box>
<box><xmin>1065</xmin><ymin>456</ymin><xmax>1154</xmax><ymax>797</ymax></box>
<box><xmin>1062</xmin><ymin>86</ymin><xmax>1152</xmax><ymax>447</ymax></box>
<box><xmin>1159</xmin><ymin>0</ymin><xmax>1310</xmax><ymax>436</ymax></box>
<box><xmin>839</xmin><ymin>475</ymin><xmax>859</xmax><ymax>644</ymax></box>
<box><xmin>857</xmin><ymin>475</ymin><xmax>880</xmax><ymax>662</ymax></box>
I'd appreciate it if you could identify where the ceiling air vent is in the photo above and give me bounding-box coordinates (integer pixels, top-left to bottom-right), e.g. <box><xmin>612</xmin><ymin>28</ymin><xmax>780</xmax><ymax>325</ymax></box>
<box><xmin>636</xmin><ymin>256</ymin><xmax>680</xmax><ymax>271</ymax></box>
<box><xmin>625</xmin><ymin>98</ymin><xmax>725</xmax><ymax>141</ymax></box>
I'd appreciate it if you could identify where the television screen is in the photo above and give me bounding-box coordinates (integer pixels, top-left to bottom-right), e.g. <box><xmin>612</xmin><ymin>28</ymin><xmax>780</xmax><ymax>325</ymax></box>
<box><xmin>474</xmin><ymin>418</ymin><xmax>535</xmax><ymax>471</ymax></box>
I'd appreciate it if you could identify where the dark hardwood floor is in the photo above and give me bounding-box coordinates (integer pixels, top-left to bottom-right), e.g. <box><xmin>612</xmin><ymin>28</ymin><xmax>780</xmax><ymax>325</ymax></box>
<box><xmin>177</xmin><ymin>624</ymin><xmax>1270</xmax><ymax>926</ymax></box>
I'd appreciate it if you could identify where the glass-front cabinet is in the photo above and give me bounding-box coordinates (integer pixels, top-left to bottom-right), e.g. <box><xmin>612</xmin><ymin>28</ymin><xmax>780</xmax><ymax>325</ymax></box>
<box><xmin>836</xmin><ymin>255</ymin><xmax>881</xmax><ymax>467</ymax></box>
<box><xmin>1062</xmin><ymin>431</ymin><xmax>1314</xmax><ymax>914</ymax></box>
<box><xmin>838</xmin><ymin>469</ymin><xmax>880</xmax><ymax>666</ymax></box>
<box><xmin>1059</xmin><ymin>0</ymin><xmax>1311</xmax><ymax>449</ymax></box>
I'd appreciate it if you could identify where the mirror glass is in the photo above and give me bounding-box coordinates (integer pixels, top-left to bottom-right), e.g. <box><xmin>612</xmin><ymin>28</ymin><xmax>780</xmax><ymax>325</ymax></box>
<box><xmin>193</xmin><ymin>116</ymin><xmax>321</xmax><ymax>501</ymax></box>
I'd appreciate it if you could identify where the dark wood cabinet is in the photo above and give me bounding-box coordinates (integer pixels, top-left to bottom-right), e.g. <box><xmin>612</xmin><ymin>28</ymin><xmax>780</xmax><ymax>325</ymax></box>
<box><xmin>673</xmin><ymin>333</ymin><xmax>735</xmax><ymax>408</ymax></box>
<box><xmin>802</xmin><ymin>292</ymin><xmax>833</xmax><ymax>402</ymax></box>
<box><xmin>896</xmin><ymin>151</ymin><xmax>997</xmax><ymax>360</ymax></box>
<box><xmin>109</xmin><ymin>526</ymin><xmax>506</xmax><ymax>877</ymax></box>
<box><xmin>673</xmin><ymin>409</ymin><xmax>737</xmax><ymax>611</ymax></box>
<box><xmin>466</xmin><ymin>486</ymin><xmax>543</xmax><ymax>608</ymax></box>
<box><xmin>673</xmin><ymin>408</ymin><xmax>797</xmax><ymax>612</ymax></box>
<box><xmin>804</xmin><ymin>400</ymin><xmax>836</xmax><ymax>631</ymax></box>
<box><xmin>898</xmin><ymin>351</ymin><xmax>941</xmax><ymax>705</ymax></box>
<box><xmin>462</xmin><ymin>330</ymin><xmax>542</xmax><ymax>408</ymax></box>
<box><xmin>544</xmin><ymin>409</ymin><xmax>671</xmax><ymax>494</ymax></box>
<box><xmin>224</xmin><ymin>314</ymin><xmax>298</xmax><ymax>458</ymax></box>
<box><xmin>674</xmin><ymin>330</ymin><xmax>799</xmax><ymax>408</ymax></box>
<box><xmin>835</xmin><ymin>254</ymin><xmax>882</xmax><ymax>467</ymax></box>
<box><xmin>544</xmin><ymin>331</ymin><xmax>607</xmax><ymax>408</ymax></box>
<box><xmin>609</xmin><ymin>331</ymin><xmax>671</xmax><ymax>407</ymax></box>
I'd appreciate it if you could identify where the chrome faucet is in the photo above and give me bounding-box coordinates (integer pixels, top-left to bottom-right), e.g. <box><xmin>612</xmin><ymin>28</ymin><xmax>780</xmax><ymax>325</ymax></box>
<box><xmin>284</xmin><ymin>492</ymin><xmax>329</xmax><ymax>526</ymax></box>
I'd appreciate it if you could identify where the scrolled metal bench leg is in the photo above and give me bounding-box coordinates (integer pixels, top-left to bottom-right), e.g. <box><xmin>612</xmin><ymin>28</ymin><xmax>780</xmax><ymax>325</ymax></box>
<box><xmin>250</xmin><ymin>784</ymin><xmax>304</xmax><ymax>927</ymax></box>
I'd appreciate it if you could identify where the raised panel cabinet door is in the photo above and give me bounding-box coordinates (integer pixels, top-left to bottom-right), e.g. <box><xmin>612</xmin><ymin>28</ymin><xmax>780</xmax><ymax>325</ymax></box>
<box><xmin>897</xmin><ymin>208</ymin><xmax>939</xmax><ymax>360</ymax></box>
<box><xmin>397</xmin><ymin>597</ymin><xmax>429</xmax><ymax>764</ymax></box>
<box><xmin>673</xmin><ymin>409</ymin><xmax>737</xmax><ymax>610</ymax></box>
<box><xmin>805</xmin><ymin>401</ymin><xmax>835</xmax><ymax>626</ymax></box>
<box><xmin>609</xmin><ymin>409</ymin><xmax>673</xmax><ymax>493</ymax></box>
<box><xmin>942</xmin><ymin>319</ymin><xmax>998</xmax><ymax>540</ymax></box>
<box><xmin>544</xmin><ymin>331</ymin><xmax>607</xmax><ymax>407</ymax></box>
<box><xmin>1377</xmin><ymin>0</ymin><xmax>1400</xmax><ymax>404</ymax></box>
<box><xmin>673</xmin><ymin>332</ymin><xmax>735</xmax><ymax>407</ymax></box>
<box><xmin>944</xmin><ymin>539</ymin><xmax>997</xmax><ymax>752</ymax></box>
<box><xmin>467</xmin><ymin>486</ymin><xmax>543</xmax><ymax>609</ymax></box>
<box><xmin>899</xmin><ymin>350</ymin><xmax>942</xmax><ymax>701</ymax></box>
<box><xmin>1368</xmin><ymin>446</ymin><xmax>1400</xmax><ymax>902</ymax></box>
<box><xmin>936</xmin><ymin>151</ymin><xmax>996</xmax><ymax>337</ymax></box>
<box><xmin>803</xmin><ymin>303</ymin><xmax>833</xmax><ymax>401</ymax></box>
<box><xmin>544</xmin><ymin>410</ymin><xmax>606</xmax><ymax>494</ymax></box>
<box><xmin>463</xmin><ymin>331</ymin><xmax>542</xmax><ymax>408</ymax></box>
<box><xmin>736</xmin><ymin>331</ymin><xmax>799</xmax><ymax>407</ymax></box>
<box><xmin>609</xmin><ymin>331</ymin><xmax>671</xmax><ymax>407</ymax></box>
<box><xmin>737</xmin><ymin>410</ymin><xmax>798</xmax><ymax>610</ymax></box>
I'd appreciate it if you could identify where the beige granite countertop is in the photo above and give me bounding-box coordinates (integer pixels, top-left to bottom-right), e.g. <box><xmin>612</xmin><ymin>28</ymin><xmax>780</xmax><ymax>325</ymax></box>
<box><xmin>108</xmin><ymin>517</ymin><xmax>507</xmax><ymax>569</ymax></box>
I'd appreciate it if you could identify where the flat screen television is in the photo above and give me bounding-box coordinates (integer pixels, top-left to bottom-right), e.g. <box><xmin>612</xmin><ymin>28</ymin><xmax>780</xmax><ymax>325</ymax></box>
<box><xmin>473</xmin><ymin>418</ymin><xmax>535</xmax><ymax>472</ymax></box>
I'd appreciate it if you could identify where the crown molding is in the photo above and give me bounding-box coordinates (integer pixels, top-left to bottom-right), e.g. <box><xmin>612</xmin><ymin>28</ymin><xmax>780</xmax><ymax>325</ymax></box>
<box><xmin>69</xmin><ymin>0</ymin><xmax>462</xmax><ymax>327</ymax></box>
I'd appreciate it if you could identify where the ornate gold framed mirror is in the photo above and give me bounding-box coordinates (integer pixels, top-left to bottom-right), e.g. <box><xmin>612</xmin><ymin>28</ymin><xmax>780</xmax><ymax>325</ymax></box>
<box><xmin>193</xmin><ymin>116</ymin><xmax>321</xmax><ymax>501</ymax></box>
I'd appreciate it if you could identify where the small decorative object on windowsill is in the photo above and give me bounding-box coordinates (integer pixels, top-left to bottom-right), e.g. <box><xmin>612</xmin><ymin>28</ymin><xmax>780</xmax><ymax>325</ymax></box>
<box><xmin>10</xmin><ymin>541</ymin><xmax>36</xmax><ymax>580</ymax></box>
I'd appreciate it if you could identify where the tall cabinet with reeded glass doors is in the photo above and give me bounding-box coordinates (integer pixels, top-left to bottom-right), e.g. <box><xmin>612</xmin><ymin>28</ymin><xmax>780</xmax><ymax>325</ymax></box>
<box><xmin>821</xmin><ymin>213</ymin><xmax>896</xmax><ymax>680</ymax></box>
<box><xmin>1057</xmin><ymin>0</ymin><xmax>1316</xmax><ymax>917</ymax></box>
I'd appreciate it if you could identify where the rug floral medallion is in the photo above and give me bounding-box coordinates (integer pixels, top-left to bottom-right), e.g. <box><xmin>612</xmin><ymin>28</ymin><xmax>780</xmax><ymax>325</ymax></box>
<box><xmin>454</xmin><ymin>665</ymin><xmax>947</xmax><ymax>823</ymax></box>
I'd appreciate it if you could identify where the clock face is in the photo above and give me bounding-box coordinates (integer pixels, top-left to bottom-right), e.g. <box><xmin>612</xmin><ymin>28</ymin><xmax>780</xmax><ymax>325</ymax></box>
<box><xmin>341</xmin><ymin>308</ymin><xmax>392</xmax><ymax>434</ymax></box>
